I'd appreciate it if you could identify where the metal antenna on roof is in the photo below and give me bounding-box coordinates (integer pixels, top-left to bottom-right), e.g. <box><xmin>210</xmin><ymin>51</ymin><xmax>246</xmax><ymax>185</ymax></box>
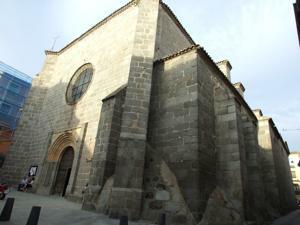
<box><xmin>51</xmin><ymin>36</ymin><xmax>60</xmax><ymax>51</ymax></box>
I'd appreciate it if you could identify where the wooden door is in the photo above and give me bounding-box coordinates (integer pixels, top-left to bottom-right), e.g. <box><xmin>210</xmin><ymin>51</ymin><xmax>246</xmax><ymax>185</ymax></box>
<box><xmin>53</xmin><ymin>147</ymin><xmax>74</xmax><ymax>196</ymax></box>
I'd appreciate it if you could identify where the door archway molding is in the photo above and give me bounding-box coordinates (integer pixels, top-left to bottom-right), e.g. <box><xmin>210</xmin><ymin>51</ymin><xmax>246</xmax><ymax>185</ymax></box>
<box><xmin>47</xmin><ymin>132</ymin><xmax>76</xmax><ymax>161</ymax></box>
<box><xmin>37</xmin><ymin>124</ymin><xmax>88</xmax><ymax>197</ymax></box>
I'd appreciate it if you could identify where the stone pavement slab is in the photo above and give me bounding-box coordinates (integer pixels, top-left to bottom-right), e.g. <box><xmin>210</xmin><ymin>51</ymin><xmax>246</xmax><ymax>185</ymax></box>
<box><xmin>272</xmin><ymin>209</ymin><xmax>300</xmax><ymax>225</ymax></box>
<box><xmin>0</xmin><ymin>190</ymin><xmax>154</xmax><ymax>225</ymax></box>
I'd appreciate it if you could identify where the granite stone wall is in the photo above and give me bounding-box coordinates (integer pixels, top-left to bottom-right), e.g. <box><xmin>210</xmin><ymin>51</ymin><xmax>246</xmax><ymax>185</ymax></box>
<box><xmin>257</xmin><ymin>118</ymin><xmax>281</xmax><ymax>214</ymax></box>
<box><xmin>109</xmin><ymin>0</ymin><xmax>160</xmax><ymax>220</ymax></box>
<box><xmin>1</xmin><ymin>3</ymin><xmax>139</xmax><ymax>198</ymax></box>
<box><xmin>214</xmin><ymin>89</ymin><xmax>247</xmax><ymax>219</ymax></box>
<box><xmin>1</xmin><ymin>1</ymin><xmax>295</xmax><ymax>224</ymax></box>
<box><xmin>0</xmin><ymin>54</ymin><xmax>57</xmax><ymax>182</ymax></box>
<box><xmin>256</xmin><ymin>113</ymin><xmax>297</xmax><ymax>216</ymax></box>
<box><xmin>145</xmin><ymin>50</ymin><xmax>216</xmax><ymax>224</ymax></box>
<box><xmin>142</xmin><ymin>144</ymin><xmax>197</xmax><ymax>225</ymax></box>
<box><xmin>83</xmin><ymin>87</ymin><xmax>126</xmax><ymax>210</ymax></box>
<box><xmin>148</xmin><ymin>51</ymin><xmax>200</xmax><ymax>222</ymax></box>
<box><xmin>270</xmin><ymin>127</ymin><xmax>296</xmax><ymax>213</ymax></box>
<box><xmin>154</xmin><ymin>5</ymin><xmax>194</xmax><ymax>60</ymax></box>
<box><xmin>196</xmin><ymin>55</ymin><xmax>217</xmax><ymax>218</ymax></box>
<box><xmin>241</xmin><ymin>108</ymin><xmax>266</xmax><ymax>221</ymax></box>
<box><xmin>199</xmin><ymin>53</ymin><xmax>250</xmax><ymax>222</ymax></box>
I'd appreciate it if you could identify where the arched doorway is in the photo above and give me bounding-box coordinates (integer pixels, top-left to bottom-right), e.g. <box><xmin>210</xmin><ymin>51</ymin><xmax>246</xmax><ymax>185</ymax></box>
<box><xmin>53</xmin><ymin>146</ymin><xmax>74</xmax><ymax>196</ymax></box>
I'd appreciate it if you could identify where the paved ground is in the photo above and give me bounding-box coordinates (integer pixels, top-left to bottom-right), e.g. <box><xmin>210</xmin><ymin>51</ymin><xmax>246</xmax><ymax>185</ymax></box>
<box><xmin>0</xmin><ymin>190</ymin><xmax>154</xmax><ymax>225</ymax></box>
<box><xmin>2</xmin><ymin>190</ymin><xmax>300</xmax><ymax>225</ymax></box>
<box><xmin>272</xmin><ymin>209</ymin><xmax>300</xmax><ymax>225</ymax></box>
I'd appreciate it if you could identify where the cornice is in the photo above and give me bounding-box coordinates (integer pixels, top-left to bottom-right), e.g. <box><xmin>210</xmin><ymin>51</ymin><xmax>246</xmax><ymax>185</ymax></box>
<box><xmin>154</xmin><ymin>44</ymin><xmax>258</xmax><ymax>123</ymax></box>
<box><xmin>196</xmin><ymin>47</ymin><xmax>258</xmax><ymax>122</ymax></box>
<box><xmin>154</xmin><ymin>45</ymin><xmax>199</xmax><ymax>64</ymax></box>
<box><xmin>45</xmin><ymin>50</ymin><xmax>59</xmax><ymax>56</ymax></box>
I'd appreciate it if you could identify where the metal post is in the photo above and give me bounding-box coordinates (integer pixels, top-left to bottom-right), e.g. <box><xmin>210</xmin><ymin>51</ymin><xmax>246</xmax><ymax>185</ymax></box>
<box><xmin>0</xmin><ymin>197</ymin><xmax>14</xmax><ymax>221</ymax></box>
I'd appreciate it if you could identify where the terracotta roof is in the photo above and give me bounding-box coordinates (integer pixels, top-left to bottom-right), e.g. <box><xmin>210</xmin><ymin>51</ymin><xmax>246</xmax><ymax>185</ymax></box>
<box><xmin>154</xmin><ymin>45</ymin><xmax>257</xmax><ymax>122</ymax></box>
<box><xmin>45</xmin><ymin>0</ymin><xmax>138</xmax><ymax>55</ymax></box>
<box><xmin>159</xmin><ymin>1</ymin><xmax>196</xmax><ymax>45</ymax></box>
<box><xmin>197</xmin><ymin>47</ymin><xmax>258</xmax><ymax>122</ymax></box>
<box><xmin>154</xmin><ymin>45</ymin><xmax>199</xmax><ymax>63</ymax></box>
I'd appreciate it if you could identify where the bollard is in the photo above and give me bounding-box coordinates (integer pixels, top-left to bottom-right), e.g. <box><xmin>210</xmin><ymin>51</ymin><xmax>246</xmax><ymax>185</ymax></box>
<box><xmin>119</xmin><ymin>215</ymin><xmax>128</xmax><ymax>225</ymax></box>
<box><xmin>158</xmin><ymin>213</ymin><xmax>166</xmax><ymax>225</ymax></box>
<box><xmin>26</xmin><ymin>206</ymin><xmax>41</xmax><ymax>225</ymax></box>
<box><xmin>0</xmin><ymin>197</ymin><xmax>14</xmax><ymax>221</ymax></box>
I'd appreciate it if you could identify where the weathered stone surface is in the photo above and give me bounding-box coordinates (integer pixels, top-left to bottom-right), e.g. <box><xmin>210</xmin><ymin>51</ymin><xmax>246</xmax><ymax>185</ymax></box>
<box><xmin>95</xmin><ymin>176</ymin><xmax>114</xmax><ymax>214</ymax></box>
<box><xmin>154</xmin><ymin>4</ymin><xmax>194</xmax><ymax>60</ymax></box>
<box><xmin>0</xmin><ymin>1</ymin><xmax>296</xmax><ymax>225</ymax></box>
<box><xmin>82</xmin><ymin>87</ymin><xmax>125</xmax><ymax>210</ymax></box>
<box><xmin>149</xmin><ymin>201</ymin><xmax>163</xmax><ymax>210</ymax></box>
<box><xmin>214</xmin><ymin>89</ymin><xmax>246</xmax><ymax>219</ymax></box>
<box><xmin>142</xmin><ymin>145</ymin><xmax>197</xmax><ymax>225</ymax></box>
<box><xmin>1</xmin><ymin>1</ymin><xmax>140</xmax><ymax>197</ymax></box>
<box><xmin>155</xmin><ymin>190</ymin><xmax>170</xmax><ymax>201</ymax></box>
<box><xmin>241</xmin><ymin>108</ymin><xmax>266</xmax><ymax>222</ymax></box>
<box><xmin>108</xmin><ymin>0</ymin><xmax>161</xmax><ymax>219</ymax></box>
<box><xmin>255</xmin><ymin>112</ymin><xmax>297</xmax><ymax>215</ymax></box>
<box><xmin>198</xmin><ymin>187</ymin><xmax>243</xmax><ymax>225</ymax></box>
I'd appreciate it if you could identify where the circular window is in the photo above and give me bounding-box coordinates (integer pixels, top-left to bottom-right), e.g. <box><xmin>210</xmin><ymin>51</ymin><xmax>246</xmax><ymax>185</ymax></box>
<box><xmin>66</xmin><ymin>64</ymin><xmax>93</xmax><ymax>104</ymax></box>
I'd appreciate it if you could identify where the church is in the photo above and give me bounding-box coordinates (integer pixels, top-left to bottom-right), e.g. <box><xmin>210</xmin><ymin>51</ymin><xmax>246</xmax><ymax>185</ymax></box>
<box><xmin>0</xmin><ymin>0</ymin><xmax>296</xmax><ymax>224</ymax></box>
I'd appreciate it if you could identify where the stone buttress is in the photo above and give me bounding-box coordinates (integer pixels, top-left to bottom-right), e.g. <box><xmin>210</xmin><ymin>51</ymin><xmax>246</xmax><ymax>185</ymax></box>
<box><xmin>108</xmin><ymin>0</ymin><xmax>160</xmax><ymax>219</ymax></box>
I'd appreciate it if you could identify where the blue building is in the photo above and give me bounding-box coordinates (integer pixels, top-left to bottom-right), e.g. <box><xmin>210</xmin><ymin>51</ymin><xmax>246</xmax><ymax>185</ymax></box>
<box><xmin>0</xmin><ymin>61</ymin><xmax>32</xmax><ymax>130</ymax></box>
<box><xmin>0</xmin><ymin>61</ymin><xmax>32</xmax><ymax>165</ymax></box>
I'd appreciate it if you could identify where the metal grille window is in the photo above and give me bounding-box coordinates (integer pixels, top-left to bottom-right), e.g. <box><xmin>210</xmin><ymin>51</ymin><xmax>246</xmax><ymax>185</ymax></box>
<box><xmin>66</xmin><ymin>64</ymin><xmax>93</xmax><ymax>104</ymax></box>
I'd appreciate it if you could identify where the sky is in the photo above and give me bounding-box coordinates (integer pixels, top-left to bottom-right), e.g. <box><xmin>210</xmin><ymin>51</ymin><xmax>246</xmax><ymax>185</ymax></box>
<box><xmin>0</xmin><ymin>0</ymin><xmax>299</xmax><ymax>150</ymax></box>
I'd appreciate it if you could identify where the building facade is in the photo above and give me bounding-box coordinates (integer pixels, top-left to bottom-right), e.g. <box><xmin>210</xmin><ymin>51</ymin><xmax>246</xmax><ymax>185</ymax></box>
<box><xmin>0</xmin><ymin>1</ymin><xmax>296</xmax><ymax>224</ymax></box>
<box><xmin>289</xmin><ymin>152</ymin><xmax>300</xmax><ymax>199</ymax></box>
<box><xmin>0</xmin><ymin>61</ymin><xmax>32</xmax><ymax>167</ymax></box>
<box><xmin>254</xmin><ymin>110</ymin><xmax>296</xmax><ymax>214</ymax></box>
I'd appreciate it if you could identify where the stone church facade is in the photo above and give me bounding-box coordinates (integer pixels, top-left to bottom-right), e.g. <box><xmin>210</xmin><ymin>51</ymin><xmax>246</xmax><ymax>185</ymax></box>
<box><xmin>0</xmin><ymin>0</ymin><xmax>296</xmax><ymax>224</ymax></box>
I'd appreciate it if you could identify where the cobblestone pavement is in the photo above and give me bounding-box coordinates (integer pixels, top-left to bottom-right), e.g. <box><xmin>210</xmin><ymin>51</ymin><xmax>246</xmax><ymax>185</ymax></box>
<box><xmin>0</xmin><ymin>190</ymin><xmax>154</xmax><ymax>225</ymax></box>
<box><xmin>272</xmin><ymin>210</ymin><xmax>300</xmax><ymax>225</ymax></box>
